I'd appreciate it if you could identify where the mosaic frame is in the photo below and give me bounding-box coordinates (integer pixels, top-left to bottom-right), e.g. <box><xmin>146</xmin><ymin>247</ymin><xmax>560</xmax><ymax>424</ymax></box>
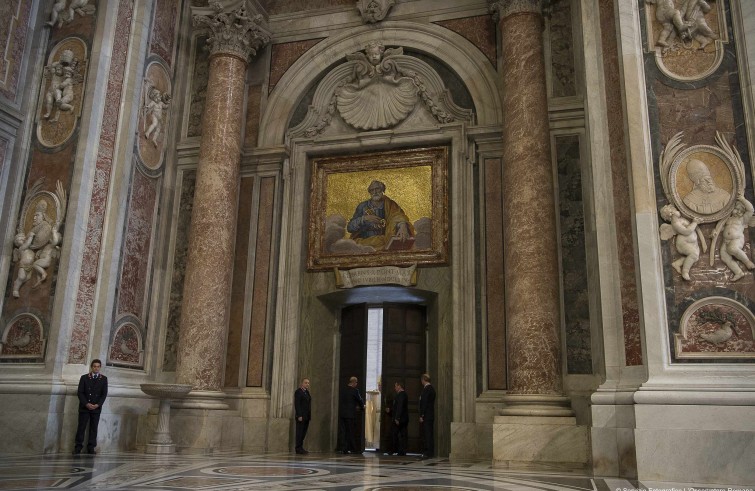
<box><xmin>307</xmin><ymin>146</ymin><xmax>449</xmax><ymax>271</ymax></box>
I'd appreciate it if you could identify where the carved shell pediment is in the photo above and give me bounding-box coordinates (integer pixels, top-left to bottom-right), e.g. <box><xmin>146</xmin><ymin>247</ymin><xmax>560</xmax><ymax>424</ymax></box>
<box><xmin>289</xmin><ymin>43</ymin><xmax>474</xmax><ymax>138</ymax></box>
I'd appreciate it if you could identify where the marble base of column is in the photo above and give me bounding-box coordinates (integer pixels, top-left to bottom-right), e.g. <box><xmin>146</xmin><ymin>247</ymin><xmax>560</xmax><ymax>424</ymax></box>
<box><xmin>499</xmin><ymin>394</ymin><xmax>574</xmax><ymax>417</ymax></box>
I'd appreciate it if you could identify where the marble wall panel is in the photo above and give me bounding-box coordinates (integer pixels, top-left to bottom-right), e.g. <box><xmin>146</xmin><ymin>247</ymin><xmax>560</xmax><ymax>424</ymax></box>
<box><xmin>549</xmin><ymin>0</ymin><xmax>576</xmax><ymax>97</ymax></box>
<box><xmin>116</xmin><ymin>168</ymin><xmax>159</xmax><ymax>320</ymax></box>
<box><xmin>484</xmin><ymin>158</ymin><xmax>506</xmax><ymax>390</ymax></box>
<box><xmin>187</xmin><ymin>36</ymin><xmax>209</xmax><ymax>138</ymax></box>
<box><xmin>434</xmin><ymin>16</ymin><xmax>497</xmax><ymax>67</ymax></box>
<box><xmin>149</xmin><ymin>0</ymin><xmax>179</xmax><ymax>67</ymax></box>
<box><xmin>556</xmin><ymin>136</ymin><xmax>592</xmax><ymax>374</ymax></box>
<box><xmin>269</xmin><ymin>39</ymin><xmax>324</xmax><ymax>94</ymax></box>
<box><xmin>0</xmin><ymin>0</ymin><xmax>32</xmax><ymax>102</ymax></box>
<box><xmin>652</xmin><ymin>75</ymin><xmax>736</xmax><ymax>146</ymax></box>
<box><xmin>599</xmin><ymin>0</ymin><xmax>642</xmax><ymax>366</ymax></box>
<box><xmin>2</xmin><ymin>144</ymin><xmax>75</xmax><ymax>362</ymax></box>
<box><xmin>1</xmin><ymin>1</ymin><xmax>98</xmax><ymax>364</ymax></box>
<box><xmin>70</xmin><ymin>0</ymin><xmax>135</xmax><ymax>364</ymax></box>
<box><xmin>244</xmin><ymin>84</ymin><xmax>263</xmax><ymax>147</ymax></box>
<box><xmin>247</xmin><ymin>177</ymin><xmax>276</xmax><ymax>387</ymax></box>
<box><xmin>163</xmin><ymin>170</ymin><xmax>196</xmax><ymax>371</ymax></box>
<box><xmin>225</xmin><ymin>176</ymin><xmax>255</xmax><ymax>388</ymax></box>
<box><xmin>642</xmin><ymin>1</ymin><xmax>755</xmax><ymax>362</ymax></box>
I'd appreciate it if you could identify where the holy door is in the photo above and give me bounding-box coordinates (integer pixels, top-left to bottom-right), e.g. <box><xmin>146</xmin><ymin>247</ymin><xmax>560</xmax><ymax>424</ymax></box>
<box><xmin>381</xmin><ymin>303</ymin><xmax>427</xmax><ymax>454</ymax></box>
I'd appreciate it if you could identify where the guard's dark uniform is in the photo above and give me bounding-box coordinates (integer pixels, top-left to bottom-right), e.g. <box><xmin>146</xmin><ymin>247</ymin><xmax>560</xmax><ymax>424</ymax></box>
<box><xmin>294</xmin><ymin>387</ymin><xmax>311</xmax><ymax>453</ymax></box>
<box><xmin>75</xmin><ymin>373</ymin><xmax>108</xmax><ymax>454</ymax></box>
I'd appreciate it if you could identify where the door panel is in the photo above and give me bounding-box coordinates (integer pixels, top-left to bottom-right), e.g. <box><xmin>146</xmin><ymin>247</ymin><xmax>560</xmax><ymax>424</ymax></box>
<box><xmin>380</xmin><ymin>303</ymin><xmax>427</xmax><ymax>454</ymax></box>
<box><xmin>339</xmin><ymin>304</ymin><xmax>367</xmax><ymax>452</ymax></box>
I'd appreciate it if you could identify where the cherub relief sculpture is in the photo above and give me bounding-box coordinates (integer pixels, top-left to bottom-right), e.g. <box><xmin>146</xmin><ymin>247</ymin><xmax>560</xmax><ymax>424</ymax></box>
<box><xmin>646</xmin><ymin>0</ymin><xmax>717</xmax><ymax>49</ymax></box>
<box><xmin>41</xmin><ymin>50</ymin><xmax>82</xmax><ymax>123</ymax></box>
<box><xmin>660</xmin><ymin>204</ymin><xmax>701</xmax><ymax>280</ymax></box>
<box><xmin>710</xmin><ymin>194</ymin><xmax>755</xmax><ymax>281</ymax></box>
<box><xmin>356</xmin><ymin>0</ymin><xmax>395</xmax><ymax>23</ymax></box>
<box><xmin>12</xmin><ymin>179</ymin><xmax>68</xmax><ymax>298</ymax></box>
<box><xmin>143</xmin><ymin>83</ymin><xmax>171</xmax><ymax>147</ymax></box>
<box><xmin>47</xmin><ymin>0</ymin><xmax>96</xmax><ymax>28</ymax></box>
<box><xmin>658</xmin><ymin>132</ymin><xmax>751</xmax><ymax>282</ymax></box>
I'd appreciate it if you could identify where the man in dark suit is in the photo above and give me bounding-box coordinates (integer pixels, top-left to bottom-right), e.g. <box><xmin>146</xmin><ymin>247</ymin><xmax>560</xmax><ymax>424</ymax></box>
<box><xmin>390</xmin><ymin>381</ymin><xmax>409</xmax><ymax>456</ymax></box>
<box><xmin>338</xmin><ymin>376</ymin><xmax>364</xmax><ymax>454</ymax></box>
<box><xmin>419</xmin><ymin>373</ymin><xmax>435</xmax><ymax>458</ymax></box>
<box><xmin>74</xmin><ymin>359</ymin><xmax>108</xmax><ymax>455</ymax></box>
<box><xmin>294</xmin><ymin>378</ymin><xmax>312</xmax><ymax>454</ymax></box>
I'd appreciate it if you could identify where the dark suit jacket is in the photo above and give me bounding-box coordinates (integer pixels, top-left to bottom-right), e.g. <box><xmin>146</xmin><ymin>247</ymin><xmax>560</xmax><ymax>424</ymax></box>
<box><xmin>419</xmin><ymin>383</ymin><xmax>435</xmax><ymax>421</ymax></box>
<box><xmin>339</xmin><ymin>385</ymin><xmax>364</xmax><ymax>419</ymax></box>
<box><xmin>392</xmin><ymin>390</ymin><xmax>409</xmax><ymax>424</ymax></box>
<box><xmin>77</xmin><ymin>373</ymin><xmax>108</xmax><ymax>413</ymax></box>
<box><xmin>294</xmin><ymin>388</ymin><xmax>311</xmax><ymax>420</ymax></box>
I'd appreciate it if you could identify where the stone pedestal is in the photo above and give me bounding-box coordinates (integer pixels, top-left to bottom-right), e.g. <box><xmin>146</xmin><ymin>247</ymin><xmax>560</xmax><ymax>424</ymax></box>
<box><xmin>634</xmin><ymin>403</ymin><xmax>755</xmax><ymax>485</ymax></box>
<box><xmin>137</xmin><ymin>407</ymin><xmax>243</xmax><ymax>454</ymax></box>
<box><xmin>493</xmin><ymin>415</ymin><xmax>590</xmax><ymax>465</ymax></box>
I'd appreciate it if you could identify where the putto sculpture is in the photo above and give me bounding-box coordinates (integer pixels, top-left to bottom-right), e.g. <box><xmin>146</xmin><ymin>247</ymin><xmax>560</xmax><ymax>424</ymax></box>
<box><xmin>143</xmin><ymin>83</ymin><xmax>172</xmax><ymax>147</ymax></box>
<box><xmin>41</xmin><ymin>49</ymin><xmax>83</xmax><ymax>123</ymax></box>
<box><xmin>646</xmin><ymin>0</ymin><xmax>717</xmax><ymax>49</ymax></box>
<box><xmin>47</xmin><ymin>0</ymin><xmax>96</xmax><ymax>28</ymax></box>
<box><xmin>12</xmin><ymin>179</ymin><xmax>68</xmax><ymax>298</ymax></box>
<box><xmin>658</xmin><ymin>132</ymin><xmax>754</xmax><ymax>282</ymax></box>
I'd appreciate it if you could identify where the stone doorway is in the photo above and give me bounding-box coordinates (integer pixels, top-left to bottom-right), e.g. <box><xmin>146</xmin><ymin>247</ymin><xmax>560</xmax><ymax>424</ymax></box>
<box><xmin>326</xmin><ymin>290</ymin><xmax>432</xmax><ymax>455</ymax></box>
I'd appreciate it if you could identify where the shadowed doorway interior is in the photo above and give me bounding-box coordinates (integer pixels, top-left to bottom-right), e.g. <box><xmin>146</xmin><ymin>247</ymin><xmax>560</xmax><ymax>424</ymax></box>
<box><xmin>338</xmin><ymin>302</ymin><xmax>427</xmax><ymax>454</ymax></box>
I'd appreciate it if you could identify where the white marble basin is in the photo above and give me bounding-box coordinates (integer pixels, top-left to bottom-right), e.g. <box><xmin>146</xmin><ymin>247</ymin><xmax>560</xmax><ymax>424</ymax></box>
<box><xmin>139</xmin><ymin>383</ymin><xmax>192</xmax><ymax>399</ymax></box>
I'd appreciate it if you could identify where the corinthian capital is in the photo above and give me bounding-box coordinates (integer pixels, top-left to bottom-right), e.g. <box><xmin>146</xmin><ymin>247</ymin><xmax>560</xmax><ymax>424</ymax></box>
<box><xmin>489</xmin><ymin>0</ymin><xmax>547</xmax><ymax>21</ymax></box>
<box><xmin>193</xmin><ymin>2</ymin><xmax>272</xmax><ymax>62</ymax></box>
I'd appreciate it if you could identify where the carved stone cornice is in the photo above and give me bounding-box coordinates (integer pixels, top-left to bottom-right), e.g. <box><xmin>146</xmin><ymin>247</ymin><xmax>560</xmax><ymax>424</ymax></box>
<box><xmin>489</xmin><ymin>0</ymin><xmax>548</xmax><ymax>21</ymax></box>
<box><xmin>193</xmin><ymin>2</ymin><xmax>271</xmax><ymax>62</ymax></box>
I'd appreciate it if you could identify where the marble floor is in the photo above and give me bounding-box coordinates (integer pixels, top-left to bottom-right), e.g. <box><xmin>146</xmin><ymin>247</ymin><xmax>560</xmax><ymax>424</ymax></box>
<box><xmin>0</xmin><ymin>451</ymin><xmax>750</xmax><ymax>491</ymax></box>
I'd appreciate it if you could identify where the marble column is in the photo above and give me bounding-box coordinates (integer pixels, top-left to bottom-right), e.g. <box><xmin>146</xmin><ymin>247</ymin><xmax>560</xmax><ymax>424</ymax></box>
<box><xmin>176</xmin><ymin>5</ymin><xmax>270</xmax><ymax>394</ymax></box>
<box><xmin>490</xmin><ymin>0</ymin><xmax>568</xmax><ymax>413</ymax></box>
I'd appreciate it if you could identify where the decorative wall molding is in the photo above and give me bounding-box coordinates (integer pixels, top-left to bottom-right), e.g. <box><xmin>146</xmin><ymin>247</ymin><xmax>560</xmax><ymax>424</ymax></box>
<box><xmin>0</xmin><ymin>313</ymin><xmax>45</xmax><ymax>360</ymax></box>
<box><xmin>675</xmin><ymin>296</ymin><xmax>755</xmax><ymax>358</ymax></box>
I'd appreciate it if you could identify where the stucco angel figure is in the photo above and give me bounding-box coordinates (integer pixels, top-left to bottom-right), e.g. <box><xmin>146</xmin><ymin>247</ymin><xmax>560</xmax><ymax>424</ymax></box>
<box><xmin>646</xmin><ymin>0</ymin><xmax>717</xmax><ymax>49</ymax></box>
<box><xmin>12</xmin><ymin>180</ymin><xmax>68</xmax><ymax>298</ymax></box>
<box><xmin>143</xmin><ymin>84</ymin><xmax>171</xmax><ymax>146</ymax></box>
<box><xmin>47</xmin><ymin>0</ymin><xmax>96</xmax><ymax>28</ymax></box>
<box><xmin>336</xmin><ymin>41</ymin><xmax>418</xmax><ymax>130</ymax></box>
<box><xmin>710</xmin><ymin>194</ymin><xmax>755</xmax><ymax>281</ymax></box>
<box><xmin>42</xmin><ymin>50</ymin><xmax>82</xmax><ymax>122</ymax></box>
<box><xmin>660</xmin><ymin>204</ymin><xmax>701</xmax><ymax>280</ymax></box>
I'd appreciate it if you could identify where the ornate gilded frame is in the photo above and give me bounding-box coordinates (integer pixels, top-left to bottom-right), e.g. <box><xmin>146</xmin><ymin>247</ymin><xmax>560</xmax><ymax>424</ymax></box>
<box><xmin>307</xmin><ymin>146</ymin><xmax>448</xmax><ymax>270</ymax></box>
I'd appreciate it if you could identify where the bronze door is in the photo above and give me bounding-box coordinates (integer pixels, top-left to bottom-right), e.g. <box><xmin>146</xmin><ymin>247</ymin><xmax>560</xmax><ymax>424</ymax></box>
<box><xmin>380</xmin><ymin>303</ymin><xmax>427</xmax><ymax>454</ymax></box>
<box><xmin>338</xmin><ymin>304</ymin><xmax>367</xmax><ymax>452</ymax></box>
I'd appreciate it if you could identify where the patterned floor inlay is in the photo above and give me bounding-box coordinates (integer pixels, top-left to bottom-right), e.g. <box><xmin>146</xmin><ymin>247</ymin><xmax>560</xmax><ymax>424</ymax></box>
<box><xmin>0</xmin><ymin>452</ymin><xmax>747</xmax><ymax>491</ymax></box>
